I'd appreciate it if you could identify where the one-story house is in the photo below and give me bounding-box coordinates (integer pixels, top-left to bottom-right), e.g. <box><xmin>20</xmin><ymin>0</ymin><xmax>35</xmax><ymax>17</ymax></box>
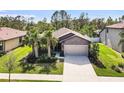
<box><xmin>0</xmin><ymin>27</ymin><xmax>26</xmax><ymax>53</ymax></box>
<box><xmin>53</xmin><ymin>28</ymin><xmax>91</xmax><ymax>56</ymax></box>
<box><xmin>100</xmin><ymin>22</ymin><xmax>124</xmax><ymax>52</ymax></box>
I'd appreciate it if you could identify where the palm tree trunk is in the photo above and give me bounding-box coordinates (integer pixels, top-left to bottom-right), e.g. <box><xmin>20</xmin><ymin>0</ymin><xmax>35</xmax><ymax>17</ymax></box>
<box><xmin>47</xmin><ymin>39</ymin><xmax>51</xmax><ymax>57</ymax></box>
<box><xmin>32</xmin><ymin>43</ymin><xmax>39</xmax><ymax>58</ymax></box>
<box><xmin>34</xmin><ymin>44</ymin><xmax>38</xmax><ymax>58</ymax></box>
<box><xmin>32</xmin><ymin>44</ymin><xmax>35</xmax><ymax>57</ymax></box>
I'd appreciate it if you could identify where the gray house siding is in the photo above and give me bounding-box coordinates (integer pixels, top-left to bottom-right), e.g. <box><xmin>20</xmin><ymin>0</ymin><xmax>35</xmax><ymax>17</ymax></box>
<box><xmin>63</xmin><ymin>36</ymin><xmax>90</xmax><ymax>45</ymax></box>
<box><xmin>100</xmin><ymin>28</ymin><xmax>123</xmax><ymax>52</ymax></box>
<box><xmin>59</xmin><ymin>33</ymin><xmax>75</xmax><ymax>42</ymax></box>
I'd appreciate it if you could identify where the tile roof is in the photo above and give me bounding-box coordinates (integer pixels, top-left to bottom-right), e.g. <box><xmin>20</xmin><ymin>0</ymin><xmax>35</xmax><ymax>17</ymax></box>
<box><xmin>53</xmin><ymin>28</ymin><xmax>72</xmax><ymax>38</ymax></box>
<box><xmin>0</xmin><ymin>27</ymin><xmax>26</xmax><ymax>41</ymax></box>
<box><xmin>53</xmin><ymin>27</ymin><xmax>91</xmax><ymax>41</ymax></box>
<box><xmin>106</xmin><ymin>22</ymin><xmax>124</xmax><ymax>29</ymax></box>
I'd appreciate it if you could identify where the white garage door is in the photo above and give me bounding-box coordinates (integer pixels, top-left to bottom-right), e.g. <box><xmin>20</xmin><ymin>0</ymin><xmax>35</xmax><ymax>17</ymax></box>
<box><xmin>64</xmin><ymin>45</ymin><xmax>88</xmax><ymax>56</ymax></box>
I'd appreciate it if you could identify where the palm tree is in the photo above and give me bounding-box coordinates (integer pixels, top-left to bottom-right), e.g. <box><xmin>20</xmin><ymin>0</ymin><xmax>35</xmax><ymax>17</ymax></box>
<box><xmin>44</xmin><ymin>30</ymin><xmax>58</xmax><ymax>57</ymax></box>
<box><xmin>24</xmin><ymin>28</ymin><xmax>40</xmax><ymax>57</ymax></box>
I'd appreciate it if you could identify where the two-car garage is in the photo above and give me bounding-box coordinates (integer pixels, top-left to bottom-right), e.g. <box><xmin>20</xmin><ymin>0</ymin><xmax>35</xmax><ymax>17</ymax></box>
<box><xmin>64</xmin><ymin>45</ymin><xmax>89</xmax><ymax>56</ymax></box>
<box><xmin>63</xmin><ymin>35</ymin><xmax>90</xmax><ymax>56</ymax></box>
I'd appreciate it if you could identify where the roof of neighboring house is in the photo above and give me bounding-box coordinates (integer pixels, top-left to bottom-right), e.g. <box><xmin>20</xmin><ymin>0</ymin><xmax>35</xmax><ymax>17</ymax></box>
<box><xmin>53</xmin><ymin>27</ymin><xmax>91</xmax><ymax>41</ymax></box>
<box><xmin>0</xmin><ymin>27</ymin><xmax>26</xmax><ymax>41</ymax></box>
<box><xmin>106</xmin><ymin>22</ymin><xmax>124</xmax><ymax>29</ymax></box>
<box><xmin>99</xmin><ymin>22</ymin><xmax>124</xmax><ymax>34</ymax></box>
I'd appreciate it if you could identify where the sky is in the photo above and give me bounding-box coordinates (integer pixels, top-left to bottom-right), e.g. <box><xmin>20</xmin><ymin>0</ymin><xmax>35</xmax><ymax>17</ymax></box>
<box><xmin>0</xmin><ymin>10</ymin><xmax>124</xmax><ymax>23</ymax></box>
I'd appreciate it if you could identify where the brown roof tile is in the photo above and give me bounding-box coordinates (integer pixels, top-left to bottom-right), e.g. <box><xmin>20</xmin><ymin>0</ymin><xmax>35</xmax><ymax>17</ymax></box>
<box><xmin>106</xmin><ymin>22</ymin><xmax>124</xmax><ymax>29</ymax></box>
<box><xmin>0</xmin><ymin>27</ymin><xmax>26</xmax><ymax>41</ymax></box>
<box><xmin>53</xmin><ymin>27</ymin><xmax>91</xmax><ymax>41</ymax></box>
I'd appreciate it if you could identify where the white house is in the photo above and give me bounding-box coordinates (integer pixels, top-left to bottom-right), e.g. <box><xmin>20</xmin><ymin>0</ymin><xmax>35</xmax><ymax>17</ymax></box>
<box><xmin>100</xmin><ymin>22</ymin><xmax>124</xmax><ymax>52</ymax></box>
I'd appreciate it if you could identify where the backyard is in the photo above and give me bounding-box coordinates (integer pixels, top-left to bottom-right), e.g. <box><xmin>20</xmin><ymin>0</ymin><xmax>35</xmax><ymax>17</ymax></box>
<box><xmin>0</xmin><ymin>46</ymin><xmax>63</xmax><ymax>75</ymax></box>
<box><xmin>93</xmin><ymin>43</ymin><xmax>124</xmax><ymax>77</ymax></box>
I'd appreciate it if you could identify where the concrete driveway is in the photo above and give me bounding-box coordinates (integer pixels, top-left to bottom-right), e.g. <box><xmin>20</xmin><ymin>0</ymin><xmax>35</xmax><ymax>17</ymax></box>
<box><xmin>63</xmin><ymin>55</ymin><xmax>97</xmax><ymax>82</ymax></box>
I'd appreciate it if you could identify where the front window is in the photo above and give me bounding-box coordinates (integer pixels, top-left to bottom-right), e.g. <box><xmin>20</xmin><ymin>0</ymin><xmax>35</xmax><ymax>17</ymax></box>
<box><xmin>0</xmin><ymin>41</ymin><xmax>3</xmax><ymax>51</ymax></box>
<box><xmin>19</xmin><ymin>37</ymin><xmax>22</xmax><ymax>44</ymax></box>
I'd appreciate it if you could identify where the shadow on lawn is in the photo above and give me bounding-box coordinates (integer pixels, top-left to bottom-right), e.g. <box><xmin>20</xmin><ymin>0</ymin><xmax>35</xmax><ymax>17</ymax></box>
<box><xmin>19</xmin><ymin>59</ymin><xmax>57</xmax><ymax>74</ymax></box>
<box><xmin>38</xmin><ymin>63</ymin><xmax>57</xmax><ymax>74</ymax></box>
<box><xmin>19</xmin><ymin>62</ymin><xmax>35</xmax><ymax>73</ymax></box>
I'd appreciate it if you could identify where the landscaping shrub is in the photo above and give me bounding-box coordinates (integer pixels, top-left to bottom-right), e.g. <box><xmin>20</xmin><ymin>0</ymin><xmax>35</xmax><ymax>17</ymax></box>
<box><xmin>94</xmin><ymin>60</ymin><xmax>105</xmax><ymax>68</ymax></box>
<box><xmin>121</xmin><ymin>53</ymin><xmax>124</xmax><ymax>58</ymax></box>
<box><xmin>60</xmin><ymin>51</ymin><xmax>64</xmax><ymax>57</ymax></box>
<box><xmin>25</xmin><ymin>52</ymin><xmax>37</xmax><ymax>63</ymax></box>
<box><xmin>37</xmin><ymin>55</ymin><xmax>57</xmax><ymax>63</ymax></box>
<box><xmin>89</xmin><ymin>43</ymin><xmax>105</xmax><ymax>68</ymax></box>
<box><xmin>59</xmin><ymin>58</ymin><xmax>64</xmax><ymax>62</ymax></box>
<box><xmin>51</xmin><ymin>52</ymin><xmax>56</xmax><ymax>57</ymax></box>
<box><xmin>38</xmin><ymin>47</ymin><xmax>56</xmax><ymax>57</ymax></box>
<box><xmin>89</xmin><ymin>43</ymin><xmax>99</xmax><ymax>63</ymax></box>
<box><xmin>111</xmin><ymin>65</ymin><xmax>122</xmax><ymax>73</ymax></box>
<box><xmin>118</xmin><ymin>63</ymin><xmax>124</xmax><ymax>69</ymax></box>
<box><xmin>22</xmin><ymin>52</ymin><xmax>55</xmax><ymax>64</ymax></box>
<box><xmin>38</xmin><ymin>47</ymin><xmax>47</xmax><ymax>56</ymax></box>
<box><xmin>0</xmin><ymin>52</ymin><xmax>6</xmax><ymax>57</ymax></box>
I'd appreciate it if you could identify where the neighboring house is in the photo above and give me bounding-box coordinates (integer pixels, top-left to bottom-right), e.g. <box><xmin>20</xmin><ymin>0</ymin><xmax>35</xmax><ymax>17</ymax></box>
<box><xmin>53</xmin><ymin>28</ymin><xmax>91</xmax><ymax>56</ymax></box>
<box><xmin>100</xmin><ymin>22</ymin><xmax>124</xmax><ymax>52</ymax></box>
<box><xmin>0</xmin><ymin>27</ymin><xmax>26</xmax><ymax>53</ymax></box>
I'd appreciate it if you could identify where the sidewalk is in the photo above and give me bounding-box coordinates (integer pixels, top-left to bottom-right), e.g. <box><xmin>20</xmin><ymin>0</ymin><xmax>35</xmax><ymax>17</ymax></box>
<box><xmin>0</xmin><ymin>73</ymin><xmax>63</xmax><ymax>81</ymax></box>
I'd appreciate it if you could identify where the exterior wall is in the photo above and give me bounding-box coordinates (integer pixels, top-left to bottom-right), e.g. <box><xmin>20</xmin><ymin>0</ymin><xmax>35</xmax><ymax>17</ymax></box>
<box><xmin>64</xmin><ymin>45</ymin><xmax>88</xmax><ymax>56</ymax></box>
<box><xmin>63</xmin><ymin>36</ymin><xmax>90</xmax><ymax>45</ymax></box>
<box><xmin>100</xmin><ymin>28</ymin><xmax>123</xmax><ymax>52</ymax></box>
<box><xmin>4</xmin><ymin>37</ymin><xmax>20</xmax><ymax>52</ymax></box>
<box><xmin>91</xmin><ymin>37</ymin><xmax>100</xmax><ymax>43</ymax></box>
<box><xmin>100</xmin><ymin>29</ymin><xmax>106</xmax><ymax>44</ymax></box>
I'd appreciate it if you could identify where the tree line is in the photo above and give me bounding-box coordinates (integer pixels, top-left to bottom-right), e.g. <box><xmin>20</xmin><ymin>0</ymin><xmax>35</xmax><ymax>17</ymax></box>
<box><xmin>0</xmin><ymin>10</ymin><xmax>124</xmax><ymax>37</ymax></box>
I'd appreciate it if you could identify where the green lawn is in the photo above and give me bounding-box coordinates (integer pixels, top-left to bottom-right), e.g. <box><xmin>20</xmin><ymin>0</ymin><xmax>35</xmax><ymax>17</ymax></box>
<box><xmin>0</xmin><ymin>46</ymin><xmax>32</xmax><ymax>73</ymax></box>
<box><xmin>0</xmin><ymin>79</ymin><xmax>61</xmax><ymax>82</ymax></box>
<box><xmin>93</xmin><ymin>43</ymin><xmax>124</xmax><ymax>77</ymax></box>
<box><xmin>0</xmin><ymin>46</ymin><xmax>63</xmax><ymax>74</ymax></box>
